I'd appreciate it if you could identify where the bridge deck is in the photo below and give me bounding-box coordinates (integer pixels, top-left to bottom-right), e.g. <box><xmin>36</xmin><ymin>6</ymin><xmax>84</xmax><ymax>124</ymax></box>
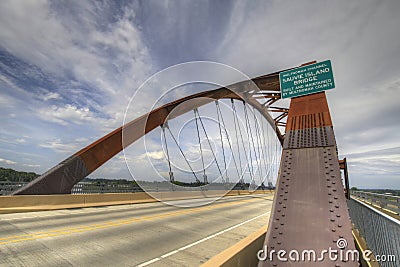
<box><xmin>0</xmin><ymin>194</ymin><xmax>272</xmax><ymax>266</ymax></box>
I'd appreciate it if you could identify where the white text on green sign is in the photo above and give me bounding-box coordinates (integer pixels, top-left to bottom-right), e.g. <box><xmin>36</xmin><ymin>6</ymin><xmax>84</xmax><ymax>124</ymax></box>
<box><xmin>279</xmin><ymin>60</ymin><xmax>335</xmax><ymax>99</ymax></box>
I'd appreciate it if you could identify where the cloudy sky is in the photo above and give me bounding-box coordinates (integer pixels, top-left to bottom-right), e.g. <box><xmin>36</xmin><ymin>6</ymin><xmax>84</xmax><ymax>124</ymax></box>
<box><xmin>0</xmin><ymin>0</ymin><xmax>399</xmax><ymax>189</ymax></box>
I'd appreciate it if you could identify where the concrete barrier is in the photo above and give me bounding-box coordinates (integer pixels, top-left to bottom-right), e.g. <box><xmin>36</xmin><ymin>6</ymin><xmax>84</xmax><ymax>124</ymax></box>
<box><xmin>201</xmin><ymin>225</ymin><xmax>269</xmax><ymax>267</ymax></box>
<box><xmin>201</xmin><ymin>224</ymin><xmax>378</xmax><ymax>267</ymax></box>
<box><xmin>0</xmin><ymin>190</ymin><xmax>273</xmax><ymax>214</ymax></box>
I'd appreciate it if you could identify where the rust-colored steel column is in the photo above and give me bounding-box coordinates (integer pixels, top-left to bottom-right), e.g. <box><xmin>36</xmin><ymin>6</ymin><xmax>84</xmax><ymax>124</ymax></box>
<box><xmin>259</xmin><ymin>92</ymin><xmax>358</xmax><ymax>266</ymax></box>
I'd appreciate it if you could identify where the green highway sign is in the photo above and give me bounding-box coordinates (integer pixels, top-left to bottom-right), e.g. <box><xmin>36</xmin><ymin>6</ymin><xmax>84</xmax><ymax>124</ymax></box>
<box><xmin>279</xmin><ymin>60</ymin><xmax>335</xmax><ymax>99</ymax></box>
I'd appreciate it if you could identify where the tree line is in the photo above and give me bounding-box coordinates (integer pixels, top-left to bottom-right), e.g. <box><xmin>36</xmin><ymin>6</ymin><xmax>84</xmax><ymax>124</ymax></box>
<box><xmin>0</xmin><ymin>167</ymin><xmax>39</xmax><ymax>182</ymax></box>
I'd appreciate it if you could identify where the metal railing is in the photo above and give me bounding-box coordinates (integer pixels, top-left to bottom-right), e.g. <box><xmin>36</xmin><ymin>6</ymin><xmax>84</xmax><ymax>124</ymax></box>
<box><xmin>348</xmin><ymin>198</ymin><xmax>400</xmax><ymax>267</ymax></box>
<box><xmin>71</xmin><ymin>182</ymin><xmax>143</xmax><ymax>194</ymax></box>
<box><xmin>0</xmin><ymin>181</ymin><xmax>143</xmax><ymax>195</ymax></box>
<box><xmin>352</xmin><ymin>191</ymin><xmax>400</xmax><ymax>215</ymax></box>
<box><xmin>0</xmin><ymin>181</ymin><xmax>258</xmax><ymax>195</ymax></box>
<box><xmin>0</xmin><ymin>181</ymin><xmax>27</xmax><ymax>196</ymax></box>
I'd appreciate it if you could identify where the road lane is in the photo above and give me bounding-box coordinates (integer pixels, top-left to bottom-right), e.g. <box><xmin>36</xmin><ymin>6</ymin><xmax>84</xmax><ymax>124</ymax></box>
<box><xmin>0</xmin><ymin>193</ymin><xmax>273</xmax><ymax>266</ymax></box>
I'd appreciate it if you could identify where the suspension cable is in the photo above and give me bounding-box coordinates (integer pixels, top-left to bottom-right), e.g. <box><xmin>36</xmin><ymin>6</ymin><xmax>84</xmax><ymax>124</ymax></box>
<box><xmin>253</xmin><ymin>108</ymin><xmax>267</xmax><ymax>186</ymax></box>
<box><xmin>259</xmin><ymin>112</ymin><xmax>272</xmax><ymax>185</ymax></box>
<box><xmin>195</xmin><ymin>108</ymin><xmax>225</xmax><ymax>182</ymax></box>
<box><xmin>165</xmin><ymin>123</ymin><xmax>200</xmax><ymax>183</ymax></box>
<box><xmin>265</xmin><ymin>111</ymin><xmax>272</xmax><ymax>184</ymax></box>
<box><xmin>216</xmin><ymin>100</ymin><xmax>241</xmax><ymax>184</ymax></box>
<box><xmin>194</xmin><ymin>109</ymin><xmax>207</xmax><ymax>184</ymax></box>
<box><xmin>248</xmin><ymin>106</ymin><xmax>263</xmax><ymax>187</ymax></box>
<box><xmin>231</xmin><ymin>99</ymin><xmax>246</xmax><ymax>185</ymax></box>
<box><xmin>161</xmin><ymin>123</ymin><xmax>174</xmax><ymax>183</ymax></box>
<box><xmin>243</xmin><ymin>102</ymin><xmax>256</xmax><ymax>185</ymax></box>
<box><xmin>215</xmin><ymin>101</ymin><xmax>229</xmax><ymax>183</ymax></box>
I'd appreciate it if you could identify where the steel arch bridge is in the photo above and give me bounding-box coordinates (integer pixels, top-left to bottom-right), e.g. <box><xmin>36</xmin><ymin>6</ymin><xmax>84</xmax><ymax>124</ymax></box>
<box><xmin>13</xmin><ymin>70</ymin><xmax>286</xmax><ymax>195</ymax></box>
<box><xmin>12</xmin><ymin>62</ymin><xmax>358</xmax><ymax>266</ymax></box>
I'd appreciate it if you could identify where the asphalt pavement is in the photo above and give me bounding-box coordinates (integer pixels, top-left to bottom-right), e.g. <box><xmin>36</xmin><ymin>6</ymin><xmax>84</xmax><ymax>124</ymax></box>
<box><xmin>0</xmin><ymin>193</ymin><xmax>273</xmax><ymax>266</ymax></box>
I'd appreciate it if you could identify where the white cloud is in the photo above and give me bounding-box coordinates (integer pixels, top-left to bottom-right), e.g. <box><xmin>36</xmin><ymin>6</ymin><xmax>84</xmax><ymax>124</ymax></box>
<box><xmin>0</xmin><ymin>136</ymin><xmax>27</xmax><ymax>146</ymax></box>
<box><xmin>41</xmin><ymin>92</ymin><xmax>61</xmax><ymax>101</ymax></box>
<box><xmin>0</xmin><ymin>74</ymin><xmax>28</xmax><ymax>97</ymax></box>
<box><xmin>39</xmin><ymin>137</ymin><xmax>91</xmax><ymax>154</ymax></box>
<box><xmin>0</xmin><ymin>157</ymin><xmax>16</xmax><ymax>165</ymax></box>
<box><xmin>23</xmin><ymin>164</ymin><xmax>40</xmax><ymax>168</ymax></box>
<box><xmin>39</xmin><ymin>139</ymin><xmax>77</xmax><ymax>153</ymax></box>
<box><xmin>146</xmin><ymin>150</ymin><xmax>165</xmax><ymax>160</ymax></box>
<box><xmin>38</xmin><ymin>104</ymin><xmax>93</xmax><ymax>126</ymax></box>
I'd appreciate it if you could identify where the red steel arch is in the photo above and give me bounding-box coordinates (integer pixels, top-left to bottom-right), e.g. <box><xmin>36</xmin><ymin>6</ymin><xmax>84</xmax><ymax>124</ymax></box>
<box><xmin>14</xmin><ymin>73</ymin><xmax>285</xmax><ymax>195</ymax></box>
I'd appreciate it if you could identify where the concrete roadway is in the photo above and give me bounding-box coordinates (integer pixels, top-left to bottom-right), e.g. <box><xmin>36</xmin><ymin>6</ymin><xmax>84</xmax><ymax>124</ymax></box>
<box><xmin>0</xmin><ymin>193</ymin><xmax>273</xmax><ymax>267</ymax></box>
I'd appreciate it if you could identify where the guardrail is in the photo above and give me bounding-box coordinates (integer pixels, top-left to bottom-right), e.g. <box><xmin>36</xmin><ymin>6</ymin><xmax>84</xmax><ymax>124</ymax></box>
<box><xmin>0</xmin><ymin>181</ymin><xmax>144</xmax><ymax>195</ymax></box>
<box><xmin>0</xmin><ymin>181</ymin><xmax>267</xmax><ymax>195</ymax></box>
<box><xmin>71</xmin><ymin>182</ymin><xmax>143</xmax><ymax>194</ymax></box>
<box><xmin>348</xmin><ymin>198</ymin><xmax>400</xmax><ymax>267</ymax></box>
<box><xmin>352</xmin><ymin>191</ymin><xmax>400</xmax><ymax>215</ymax></box>
<box><xmin>0</xmin><ymin>181</ymin><xmax>25</xmax><ymax>195</ymax></box>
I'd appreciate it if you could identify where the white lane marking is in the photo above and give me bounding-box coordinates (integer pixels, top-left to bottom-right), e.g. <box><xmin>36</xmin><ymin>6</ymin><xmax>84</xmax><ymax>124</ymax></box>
<box><xmin>139</xmin><ymin>258</ymin><xmax>160</xmax><ymax>265</ymax></box>
<box><xmin>1</xmin><ymin>194</ymin><xmax>271</xmax><ymax>221</ymax></box>
<box><xmin>136</xmin><ymin>211</ymin><xmax>271</xmax><ymax>267</ymax></box>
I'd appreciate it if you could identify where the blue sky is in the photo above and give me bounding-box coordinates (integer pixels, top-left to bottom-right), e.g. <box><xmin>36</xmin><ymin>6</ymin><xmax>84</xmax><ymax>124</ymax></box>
<box><xmin>0</xmin><ymin>0</ymin><xmax>399</xmax><ymax>189</ymax></box>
